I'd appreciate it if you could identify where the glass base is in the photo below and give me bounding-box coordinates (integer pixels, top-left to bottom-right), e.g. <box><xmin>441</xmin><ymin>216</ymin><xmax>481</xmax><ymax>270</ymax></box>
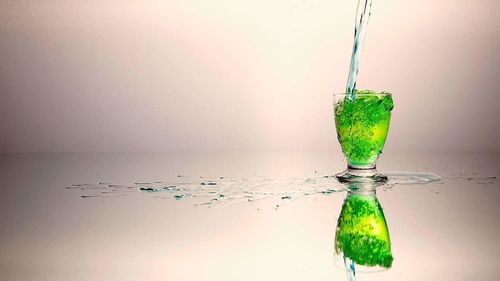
<box><xmin>336</xmin><ymin>165</ymin><xmax>388</xmax><ymax>184</ymax></box>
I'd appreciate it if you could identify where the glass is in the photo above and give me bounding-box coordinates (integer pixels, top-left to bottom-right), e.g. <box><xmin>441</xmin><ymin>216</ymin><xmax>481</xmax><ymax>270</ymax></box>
<box><xmin>333</xmin><ymin>92</ymin><xmax>394</xmax><ymax>183</ymax></box>
<box><xmin>334</xmin><ymin>182</ymin><xmax>393</xmax><ymax>275</ymax></box>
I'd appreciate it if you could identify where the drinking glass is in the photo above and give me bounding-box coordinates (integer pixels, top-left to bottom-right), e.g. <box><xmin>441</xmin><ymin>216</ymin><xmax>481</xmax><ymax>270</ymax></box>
<box><xmin>333</xmin><ymin>92</ymin><xmax>394</xmax><ymax>183</ymax></box>
<box><xmin>334</xmin><ymin>183</ymin><xmax>393</xmax><ymax>273</ymax></box>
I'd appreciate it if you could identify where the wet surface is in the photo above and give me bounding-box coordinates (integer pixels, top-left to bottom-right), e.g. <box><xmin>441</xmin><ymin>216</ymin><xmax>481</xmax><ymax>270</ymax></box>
<box><xmin>67</xmin><ymin>175</ymin><xmax>344</xmax><ymax>205</ymax></box>
<box><xmin>0</xmin><ymin>151</ymin><xmax>499</xmax><ymax>281</ymax></box>
<box><xmin>65</xmin><ymin>172</ymin><xmax>445</xmax><ymax>206</ymax></box>
<box><xmin>66</xmin><ymin>171</ymin><xmax>500</xmax><ymax>209</ymax></box>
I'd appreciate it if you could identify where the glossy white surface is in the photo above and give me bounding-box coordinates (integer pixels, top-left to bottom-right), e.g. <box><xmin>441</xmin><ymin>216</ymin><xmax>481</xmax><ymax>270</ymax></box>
<box><xmin>0</xmin><ymin>151</ymin><xmax>499</xmax><ymax>280</ymax></box>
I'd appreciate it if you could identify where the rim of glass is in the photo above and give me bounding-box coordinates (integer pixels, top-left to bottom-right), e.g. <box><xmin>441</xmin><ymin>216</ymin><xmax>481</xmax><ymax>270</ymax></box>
<box><xmin>333</xmin><ymin>92</ymin><xmax>392</xmax><ymax>97</ymax></box>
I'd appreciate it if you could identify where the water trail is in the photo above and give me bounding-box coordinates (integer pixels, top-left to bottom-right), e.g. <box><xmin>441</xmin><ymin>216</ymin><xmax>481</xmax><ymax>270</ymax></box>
<box><xmin>343</xmin><ymin>256</ymin><xmax>357</xmax><ymax>281</ymax></box>
<box><xmin>67</xmin><ymin>174</ymin><xmax>346</xmax><ymax>206</ymax></box>
<box><xmin>346</xmin><ymin>0</ymin><xmax>374</xmax><ymax>98</ymax></box>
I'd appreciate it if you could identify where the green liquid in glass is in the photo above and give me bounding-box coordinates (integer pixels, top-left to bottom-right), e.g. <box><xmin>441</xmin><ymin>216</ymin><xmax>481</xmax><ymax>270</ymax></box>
<box><xmin>335</xmin><ymin>90</ymin><xmax>394</xmax><ymax>167</ymax></box>
<box><xmin>335</xmin><ymin>193</ymin><xmax>393</xmax><ymax>268</ymax></box>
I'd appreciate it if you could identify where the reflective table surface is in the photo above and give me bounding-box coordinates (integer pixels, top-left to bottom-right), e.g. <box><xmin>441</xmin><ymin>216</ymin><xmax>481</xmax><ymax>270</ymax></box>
<box><xmin>0</xmin><ymin>151</ymin><xmax>499</xmax><ymax>280</ymax></box>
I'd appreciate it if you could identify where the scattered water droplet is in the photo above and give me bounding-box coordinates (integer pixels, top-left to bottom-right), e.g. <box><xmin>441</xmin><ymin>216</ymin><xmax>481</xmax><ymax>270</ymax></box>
<box><xmin>108</xmin><ymin>184</ymin><xmax>127</xmax><ymax>188</ymax></box>
<box><xmin>68</xmin><ymin>170</ymin><xmax>442</xmax><ymax>207</ymax></box>
<box><xmin>81</xmin><ymin>195</ymin><xmax>103</xmax><ymax>198</ymax></box>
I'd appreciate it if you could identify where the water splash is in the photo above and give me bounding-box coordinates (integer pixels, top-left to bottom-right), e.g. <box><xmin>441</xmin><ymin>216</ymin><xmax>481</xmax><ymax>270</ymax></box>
<box><xmin>385</xmin><ymin>172</ymin><xmax>441</xmax><ymax>185</ymax></box>
<box><xmin>66</xmin><ymin>171</ymin><xmax>452</xmax><ymax>206</ymax></box>
<box><xmin>346</xmin><ymin>0</ymin><xmax>374</xmax><ymax>98</ymax></box>
<box><xmin>67</xmin><ymin>174</ymin><xmax>346</xmax><ymax>206</ymax></box>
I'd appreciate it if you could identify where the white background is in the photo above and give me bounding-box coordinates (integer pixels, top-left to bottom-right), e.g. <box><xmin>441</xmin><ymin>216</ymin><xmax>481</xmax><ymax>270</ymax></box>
<box><xmin>1</xmin><ymin>0</ymin><xmax>499</xmax><ymax>153</ymax></box>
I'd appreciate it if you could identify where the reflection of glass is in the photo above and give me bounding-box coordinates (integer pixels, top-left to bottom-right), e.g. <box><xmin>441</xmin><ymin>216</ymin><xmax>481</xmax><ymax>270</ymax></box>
<box><xmin>334</xmin><ymin>183</ymin><xmax>393</xmax><ymax>278</ymax></box>
<box><xmin>334</xmin><ymin>91</ymin><xmax>394</xmax><ymax>183</ymax></box>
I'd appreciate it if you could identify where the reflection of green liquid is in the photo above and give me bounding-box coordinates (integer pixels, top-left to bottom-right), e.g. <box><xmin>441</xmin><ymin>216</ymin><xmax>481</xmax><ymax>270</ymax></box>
<box><xmin>335</xmin><ymin>193</ymin><xmax>393</xmax><ymax>268</ymax></box>
<box><xmin>335</xmin><ymin>90</ymin><xmax>393</xmax><ymax>166</ymax></box>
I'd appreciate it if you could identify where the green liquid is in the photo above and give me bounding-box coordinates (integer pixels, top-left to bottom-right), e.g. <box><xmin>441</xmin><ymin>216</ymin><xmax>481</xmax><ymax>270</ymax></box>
<box><xmin>335</xmin><ymin>193</ymin><xmax>393</xmax><ymax>268</ymax></box>
<box><xmin>335</xmin><ymin>90</ymin><xmax>394</xmax><ymax>166</ymax></box>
